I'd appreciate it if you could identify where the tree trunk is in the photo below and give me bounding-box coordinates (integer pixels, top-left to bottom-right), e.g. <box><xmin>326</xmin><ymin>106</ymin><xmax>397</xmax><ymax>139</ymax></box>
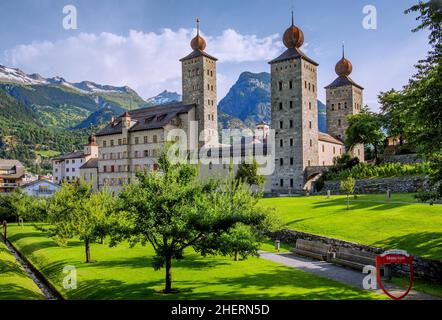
<box><xmin>85</xmin><ymin>239</ymin><xmax>91</xmax><ymax>263</ymax></box>
<box><xmin>234</xmin><ymin>251</ymin><xmax>239</xmax><ymax>261</ymax></box>
<box><xmin>165</xmin><ymin>254</ymin><xmax>172</xmax><ymax>293</ymax></box>
<box><xmin>100</xmin><ymin>236</ymin><xmax>104</xmax><ymax>245</ymax></box>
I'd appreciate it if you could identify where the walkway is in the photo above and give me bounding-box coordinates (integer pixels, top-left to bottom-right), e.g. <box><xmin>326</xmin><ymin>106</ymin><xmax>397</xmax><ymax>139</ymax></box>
<box><xmin>260</xmin><ymin>251</ymin><xmax>439</xmax><ymax>300</ymax></box>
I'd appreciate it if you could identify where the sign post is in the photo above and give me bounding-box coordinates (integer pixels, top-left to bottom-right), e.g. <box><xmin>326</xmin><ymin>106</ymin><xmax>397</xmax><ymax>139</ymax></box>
<box><xmin>376</xmin><ymin>250</ymin><xmax>413</xmax><ymax>300</ymax></box>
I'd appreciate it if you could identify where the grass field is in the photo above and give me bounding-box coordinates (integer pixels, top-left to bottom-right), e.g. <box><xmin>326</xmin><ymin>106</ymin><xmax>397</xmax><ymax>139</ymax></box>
<box><xmin>259</xmin><ymin>194</ymin><xmax>442</xmax><ymax>260</ymax></box>
<box><xmin>6</xmin><ymin>224</ymin><xmax>383</xmax><ymax>300</ymax></box>
<box><xmin>0</xmin><ymin>241</ymin><xmax>43</xmax><ymax>300</ymax></box>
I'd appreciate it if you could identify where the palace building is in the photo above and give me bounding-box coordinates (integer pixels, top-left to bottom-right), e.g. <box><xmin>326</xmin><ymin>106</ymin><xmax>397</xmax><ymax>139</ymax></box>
<box><xmin>72</xmin><ymin>14</ymin><xmax>364</xmax><ymax>194</ymax></box>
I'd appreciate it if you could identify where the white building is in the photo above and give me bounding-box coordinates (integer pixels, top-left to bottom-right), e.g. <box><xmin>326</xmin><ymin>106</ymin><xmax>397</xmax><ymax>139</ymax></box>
<box><xmin>21</xmin><ymin>180</ymin><xmax>60</xmax><ymax>198</ymax></box>
<box><xmin>52</xmin><ymin>136</ymin><xmax>98</xmax><ymax>184</ymax></box>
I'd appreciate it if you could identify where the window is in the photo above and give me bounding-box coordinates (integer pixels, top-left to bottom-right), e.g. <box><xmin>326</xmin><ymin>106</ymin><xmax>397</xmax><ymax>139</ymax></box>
<box><xmin>144</xmin><ymin>136</ymin><xmax>148</xmax><ymax>144</ymax></box>
<box><xmin>72</xmin><ymin>168</ymin><xmax>76</xmax><ymax>172</ymax></box>
<box><xmin>308</xmin><ymin>83</ymin><xmax>311</xmax><ymax>91</ymax></box>
<box><xmin>338</xmin><ymin>119</ymin><xmax>342</xmax><ymax>127</ymax></box>
<box><xmin>144</xmin><ymin>150</ymin><xmax>149</xmax><ymax>157</ymax></box>
<box><xmin>110</xmin><ymin>140</ymin><xmax>114</xmax><ymax>147</ymax></box>
<box><xmin>66</xmin><ymin>168</ymin><xmax>69</xmax><ymax>172</ymax></box>
<box><xmin>279</xmin><ymin>121</ymin><xmax>283</xmax><ymax>129</ymax></box>
<box><xmin>280</xmin><ymin>139</ymin><xmax>283</xmax><ymax>147</ymax></box>
<box><xmin>332</xmin><ymin>104</ymin><xmax>335</xmax><ymax>111</ymax></box>
<box><xmin>308</xmin><ymin>160</ymin><xmax>311</xmax><ymax>166</ymax></box>
<box><xmin>279</xmin><ymin>102</ymin><xmax>283</xmax><ymax>110</ymax></box>
<box><xmin>134</xmin><ymin>151</ymin><xmax>139</xmax><ymax>158</ymax></box>
<box><xmin>290</xmin><ymin>101</ymin><xmax>293</xmax><ymax>109</ymax></box>
<box><xmin>310</xmin><ymin>139</ymin><xmax>313</xmax><ymax>147</ymax></box>
<box><xmin>290</xmin><ymin>120</ymin><xmax>293</xmax><ymax>128</ymax></box>
<box><xmin>123</xmin><ymin>138</ymin><xmax>127</xmax><ymax>145</ymax></box>
<box><xmin>103</xmin><ymin>166</ymin><xmax>107</xmax><ymax>173</ymax></box>
<box><xmin>322</xmin><ymin>145</ymin><xmax>325</xmax><ymax>152</ymax></box>
<box><xmin>290</xmin><ymin>179</ymin><xmax>294</xmax><ymax>188</ymax></box>
<box><xmin>338</xmin><ymin>103</ymin><xmax>341</xmax><ymax>110</ymax></box>
<box><xmin>278</xmin><ymin>81</ymin><xmax>283</xmax><ymax>91</ymax></box>
<box><xmin>289</xmin><ymin>81</ymin><xmax>293</xmax><ymax>89</ymax></box>
<box><xmin>103</xmin><ymin>141</ymin><xmax>107</xmax><ymax>147</ymax></box>
<box><xmin>118</xmin><ymin>139</ymin><xmax>122</xmax><ymax>145</ymax></box>
<box><xmin>304</xmin><ymin>81</ymin><xmax>307</xmax><ymax>89</ymax></box>
<box><xmin>209</xmin><ymin>162</ymin><xmax>213</xmax><ymax>170</ymax></box>
<box><xmin>280</xmin><ymin>158</ymin><xmax>284</xmax><ymax>166</ymax></box>
<box><xmin>290</xmin><ymin>139</ymin><xmax>294</xmax><ymax>147</ymax></box>
<box><xmin>333</xmin><ymin>147</ymin><xmax>336</xmax><ymax>154</ymax></box>
<box><xmin>290</xmin><ymin>158</ymin><xmax>294</xmax><ymax>165</ymax></box>
<box><xmin>309</xmin><ymin>102</ymin><xmax>312</xmax><ymax>110</ymax></box>
<box><xmin>312</xmin><ymin>85</ymin><xmax>315</xmax><ymax>92</ymax></box>
<box><xmin>153</xmin><ymin>135</ymin><xmax>158</xmax><ymax>143</ymax></box>
<box><xmin>111</xmin><ymin>166</ymin><xmax>115</xmax><ymax>173</ymax></box>
<box><xmin>280</xmin><ymin>179</ymin><xmax>284</xmax><ymax>187</ymax></box>
<box><xmin>309</xmin><ymin>121</ymin><xmax>312</xmax><ymax>129</ymax></box>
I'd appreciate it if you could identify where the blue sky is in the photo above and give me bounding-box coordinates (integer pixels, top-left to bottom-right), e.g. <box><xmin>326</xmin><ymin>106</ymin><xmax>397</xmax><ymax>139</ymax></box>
<box><xmin>0</xmin><ymin>0</ymin><xmax>430</xmax><ymax>110</ymax></box>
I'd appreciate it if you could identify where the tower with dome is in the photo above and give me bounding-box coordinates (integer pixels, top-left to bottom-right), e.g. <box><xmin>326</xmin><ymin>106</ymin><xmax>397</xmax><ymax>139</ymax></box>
<box><xmin>325</xmin><ymin>44</ymin><xmax>365</xmax><ymax>161</ymax></box>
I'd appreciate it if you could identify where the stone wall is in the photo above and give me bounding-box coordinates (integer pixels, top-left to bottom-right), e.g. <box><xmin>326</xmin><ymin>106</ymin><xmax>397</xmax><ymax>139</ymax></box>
<box><xmin>381</xmin><ymin>154</ymin><xmax>423</xmax><ymax>165</ymax></box>
<box><xmin>319</xmin><ymin>176</ymin><xmax>430</xmax><ymax>194</ymax></box>
<box><xmin>267</xmin><ymin>229</ymin><xmax>442</xmax><ymax>284</ymax></box>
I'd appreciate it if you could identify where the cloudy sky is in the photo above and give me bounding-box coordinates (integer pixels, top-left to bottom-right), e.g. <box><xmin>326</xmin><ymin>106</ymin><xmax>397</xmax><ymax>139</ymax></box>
<box><xmin>0</xmin><ymin>0</ymin><xmax>430</xmax><ymax>110</ymax></box>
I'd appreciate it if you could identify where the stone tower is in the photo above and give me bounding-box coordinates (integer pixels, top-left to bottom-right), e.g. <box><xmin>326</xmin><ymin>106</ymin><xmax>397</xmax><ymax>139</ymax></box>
<box><xmin>180</xmin><ymin>20</ymin><xmax>218</xmax><ymax>148</ymax></box>
<box><xmin>269</xmin><ymin>13</ymin><xmax>319</xmax><ymax>193</ymax></box>
<box><xmin>325</xmin><ymin>45</ymin><xmax>365</xmax><ymax>161</ymax></box>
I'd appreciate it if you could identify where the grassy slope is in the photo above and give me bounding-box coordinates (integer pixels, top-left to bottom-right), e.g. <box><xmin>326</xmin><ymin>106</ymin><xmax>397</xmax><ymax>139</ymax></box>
<box><xmin>0</xmin><ymin>241</ymin><xmax>43</xmax><ymax>300</ymax></box>
<box><xmin>7</xmin><ymin>225</ymin><xmax>383</xmax><ymax>300</ymax></box>
<box><xmin>259</xmin><ymin>194</ymin><xmax>442</xmax><ymax>260</ymax></box>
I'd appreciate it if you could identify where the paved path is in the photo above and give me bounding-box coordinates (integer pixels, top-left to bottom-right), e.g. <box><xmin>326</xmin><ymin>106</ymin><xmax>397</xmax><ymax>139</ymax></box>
<box><xmin>260</xmin><ymin>251</ymin><xmax>439</xmax><ymax>300</ymax></box>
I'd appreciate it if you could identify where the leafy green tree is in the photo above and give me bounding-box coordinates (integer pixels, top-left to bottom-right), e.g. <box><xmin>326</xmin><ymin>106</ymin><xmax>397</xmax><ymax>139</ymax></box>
<box><xmin>235</xmin><ymin>159</ymin><xmax>265</xmax><ymax>187</ymax></box>
<box><xmin>48</xmin><ymin>181</ymin><xmax>114</xmax><ymax>263</ymax></box>
<box><xmin>346</xmin><ymin>107</ymin><xmax>385</xmax><ymax>163</ymax></box>
<box><xmin>340</xmin><ymin>176</ymin><xmax>356</xmax><ymax>210</ymax></box>
<box><xmin>379</xmin><ymin>1</ymin><xmax>442</xmax><ymax>201</ymax></box>
<box><xmin>112</xmin><ymin>152</ymin><xmax>270</xmax><ymax>293</ymax></box>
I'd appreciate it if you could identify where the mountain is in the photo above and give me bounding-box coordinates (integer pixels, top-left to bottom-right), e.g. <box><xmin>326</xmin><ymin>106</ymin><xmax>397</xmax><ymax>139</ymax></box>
<box><xmin>318</xmin><ymin>101</ymin><xmax>327</xmax><ymax>133</ymax></box>
<box><xmin>218</xmin><ymin>72</ymin><xmax>271</xmax><ymax>128</ymax></box>
<box><xmin>145</xmin><ymin>90</ymin><xmax>181</xmax><ymax>107</ymax></box>
<box><xmin>0</xmin><ymin>65</ymin><xmax>145</xmax><ymax>130</ymax></box>
<box><xmin>218</xmin><ymin>71</ymin><xmax>327</xmax><ymax>132</ymax></box>
<box><xmin>0</xmin><ymin>89</ymin><xmax>94</xmax><ymax>174</ymax></box>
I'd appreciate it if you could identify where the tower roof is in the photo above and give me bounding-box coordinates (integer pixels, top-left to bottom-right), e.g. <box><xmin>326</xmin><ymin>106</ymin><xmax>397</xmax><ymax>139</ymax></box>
<box><xmin>283</xmin><ymin>10</ymin><xmax>304</xmax><ymax>49</ymax></box>
<box><xmin>335</xmin><ymin>43</ymin><xmax>353</xmax><ymax>77</ymax></box>
<box><xmin>325</xmin><ymin>45</ymin><xmax>363</xmax><ymax>90</ymax></box>
<box><xmin>180</xmin><ymin>19</ymin><xmax>218</xmax><ymax>62</ymax></box>
<box><xmin>269</xmin><ymin>11</ymin><xmax>317</xmax><ymax>66</ymax></box>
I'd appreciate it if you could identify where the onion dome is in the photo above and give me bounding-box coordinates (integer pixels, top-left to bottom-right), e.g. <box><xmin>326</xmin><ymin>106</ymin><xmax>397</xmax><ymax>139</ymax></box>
<box><xmin>283</xmin><ymin>11</ymin><xmax>304</xmax><ymax>49</ymax></box>
<box><xmin>191</xmin><ymin>19</ymin><xmax>206</xmax><ymax>51</ymax></box>
<box><xmin>335</xmin><ymin>44</ymin><xmax>353</xmax><ymax>76</ymax></box>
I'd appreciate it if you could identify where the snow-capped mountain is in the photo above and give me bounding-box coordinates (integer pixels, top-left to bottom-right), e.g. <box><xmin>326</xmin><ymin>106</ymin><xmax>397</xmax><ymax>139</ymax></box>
<box><xmin>145</xmin><ymin>90</ymin><xmax>182</xmax><ymax>107</ymax></box>
<box><xmin>0</xmin><ymin>64</ymin><xmax>136</xmax><ymax>95</ymax></box>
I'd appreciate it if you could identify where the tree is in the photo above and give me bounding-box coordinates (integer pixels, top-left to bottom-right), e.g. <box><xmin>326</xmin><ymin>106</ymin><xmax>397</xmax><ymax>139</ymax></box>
<box><xmin>379</xmin><ymin>1</ymin><xmax>442</xmax><ymax>201</ymax></box>
<box><xmin>346</xmin><ymin>107</ymin><xmax>385</xmax><ymax>163</ymax></box>
<box><xmin>112</xmin><ymin>152</ymin><xmax>270</xmax><ymax>293</ymax></box>
<box><xmin>0</xmin><ymin>190</ymin><xmax>33</xmax><ymax>225</ymax></box>
<box><xmin>48</xmin><ymin>181</ymin><xmax>114</xmax><ymax>263</ymax></box>
<box><xmin>235</xmin><ymin>159</ymin><xmax>265</xmax><ymax>188</ymax></box>
<box><xmin>340</xmin><ymin>176</ymin><xmax>355</xmax><ymax>210</ymax></box>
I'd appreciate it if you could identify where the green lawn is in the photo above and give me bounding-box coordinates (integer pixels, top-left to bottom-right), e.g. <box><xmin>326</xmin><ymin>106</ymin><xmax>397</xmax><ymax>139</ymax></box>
<box><xmin>0</xmin><ymin>241</ymin><xmax>44</xmax><ymax>300</ymax></box>
<box><xmin>260</xmin><ymin>194</ymin><xmax>442</xmax><ymax>260</ymax></box>
<box><xmin>6</xmin><ymin>224</ymin><xmax>383</xmax><ymax>300</ymax></box>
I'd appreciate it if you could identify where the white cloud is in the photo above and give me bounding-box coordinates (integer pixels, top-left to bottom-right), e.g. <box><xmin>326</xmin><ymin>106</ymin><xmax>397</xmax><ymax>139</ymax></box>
<box><xmin>2</xmin><ymin>28</ymin><xmax>283</xmax><ymax>99</ymax></box>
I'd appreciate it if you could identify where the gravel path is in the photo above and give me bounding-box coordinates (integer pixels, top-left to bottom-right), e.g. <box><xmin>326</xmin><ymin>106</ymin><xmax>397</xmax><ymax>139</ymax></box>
<box><xmin>260</xmin><ymin>251</ymin><xmax>439</xmax><ymax>300</ymax></box>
